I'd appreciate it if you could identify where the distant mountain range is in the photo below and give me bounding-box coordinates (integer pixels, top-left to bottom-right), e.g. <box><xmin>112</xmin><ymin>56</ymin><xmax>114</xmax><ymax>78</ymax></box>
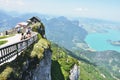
<box><xmin>51</xmin><ymin>43</ymin><xmax>115</xmax><ymax>80</ymax></box>
<box><xmin>78</xmin><ymin>17</ymin><xmax>120</xmax><ymax>33</ymax></box>
<box><xmin>0</xmin><ymin>10</ymin><xmax>25</xmax><ymax>32</ymax></box>
<box><xmin>0</xmin><ymin>10</ymin><xmax>88</xmax><ymax>50</ymax></box>
<box><xmin>42</xmin><ymin>16</ymin><xmax>88</xmax><ymax>50</ymax></box>
<box><xmin>81</xmin><ymin>50</ymin><xmax>120</xmax><ymax>79</ymax></box>
<box><xmin>1</xmin><ymin>10</ymin><xmax>120</xmax><ymax>79</ymax></box>
<box><xmin>0</xmin><ymin>10</ymin><xmax>49</xmax><ymax>32</ymax></box>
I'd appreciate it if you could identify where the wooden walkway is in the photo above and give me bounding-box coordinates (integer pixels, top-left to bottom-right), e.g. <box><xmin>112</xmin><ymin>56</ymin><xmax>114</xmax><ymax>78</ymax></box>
<box><xmin>0</xmin><ymin>32</ymin><xmax>38</xmax><ymax>66</ymax></box>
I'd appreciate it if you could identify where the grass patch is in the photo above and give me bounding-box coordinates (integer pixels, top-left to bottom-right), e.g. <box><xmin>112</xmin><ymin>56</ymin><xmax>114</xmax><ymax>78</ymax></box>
<box><xmin>0</xmin><ymin>40</ymin><xmax>7</xmax><ymax>45</ymax></box>
<box><xmin>0</xmin><ymin>34</ymin><xmax>15</xmax><ymax>39</ymax></box>
<box><xmin>51</xmin><ymin>43</ymin><xmax>79</xmax><ymax>80</ymax></box>
<box><xmin>51</xmin><ymin>60</ymin><xmax>65</xmax><ymax>80</ymax></box>
<box><xmin>58</xmin><ymin>57</ymin><xmax>78</xmax><ymax>80</ymax></box>
<box><xmin>51</xmin><ymin>43</ymin><xmax>114</xmax><ymax>80</ymax></box>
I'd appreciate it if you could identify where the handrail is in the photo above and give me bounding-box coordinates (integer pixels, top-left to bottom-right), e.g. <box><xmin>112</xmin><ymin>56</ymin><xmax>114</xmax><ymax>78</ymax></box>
<box><xmin>0</xmin><ymin>32</ymin><xmax>38</xmax><ymax>66</ymax></box>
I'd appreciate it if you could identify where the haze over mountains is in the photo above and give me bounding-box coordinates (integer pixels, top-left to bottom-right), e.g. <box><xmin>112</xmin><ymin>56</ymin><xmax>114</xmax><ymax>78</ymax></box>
<box><xmin>43</xmin><ymin>16</ymin><xmax>88</xmax><ymax>50</ymax></box>
<box><xmin>0</xmin><ymin>10</ymin><xmax>88</xmax><ymax>50</ymax></box>
<box><xmin>0</xmin><ymin>10</ymin><xmax>120</xmax><ymax>51</ymax></box>
<box><xmin>1</xmin><ymin>10</ymin><xmax>120</xmax><ymax>50</ymax></box>
<box><xmin>0</xmin><ymin>10</ymin><xmax>120</xmax><ymax>79</ymax></box>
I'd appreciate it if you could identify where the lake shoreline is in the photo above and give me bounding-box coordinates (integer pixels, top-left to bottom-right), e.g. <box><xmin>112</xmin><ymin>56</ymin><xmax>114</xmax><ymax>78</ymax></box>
<box><xmin>108</xmin><ymin>40</ymin><xmax>120</xmax><ymax>46</ymax></box>
<box><xmin>85</xmin><ymin>29</ymin><xmax>120</xmax><ymax>52</ymax></box>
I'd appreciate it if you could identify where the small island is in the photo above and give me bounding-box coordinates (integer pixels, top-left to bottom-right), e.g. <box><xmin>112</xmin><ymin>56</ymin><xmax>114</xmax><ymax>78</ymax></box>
<box><xmin>107</xmin><ymin>40</ymin><xmax>120</xmax><ymax>46</ymax></box>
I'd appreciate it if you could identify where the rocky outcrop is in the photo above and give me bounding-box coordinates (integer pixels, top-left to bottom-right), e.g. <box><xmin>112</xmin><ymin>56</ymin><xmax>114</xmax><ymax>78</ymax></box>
<box><xmin>32</xmin><ymin>49</ymin><xmax>52</xmax><ymax>80</ymax></box>
<box><xmin>69</xmin><ymin>64</ymin><xmax>80</xmax><ymax>80</ymax></box>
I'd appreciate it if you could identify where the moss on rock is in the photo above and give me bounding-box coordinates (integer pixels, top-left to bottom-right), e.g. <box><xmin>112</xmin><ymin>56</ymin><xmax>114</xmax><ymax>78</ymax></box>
<box><xmin>0</xmin><ymin>67</ymin><xmax>13</xmax><ymax>80</ymax></box>
<box><xmin>31</xmin><ymin>38</ymin><xmax>50</xmax><ymax>59</ymax></box>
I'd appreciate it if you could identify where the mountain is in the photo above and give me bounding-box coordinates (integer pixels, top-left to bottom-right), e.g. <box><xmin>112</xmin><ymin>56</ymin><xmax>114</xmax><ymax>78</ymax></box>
<box><xmin>51</xmin><ymin>43</ymin><xmax>115</xmax><ymax>80</ymax></box>
<box><xmin>43</xmin><ymin>16</ymin><xmax>88</xmax><ymax>50</ymax></box>
<box><xmin>0</xmin><ymin>11</ymin><xmax>25</xmax><ymax>32</ymax></box>
<box><xmin>0</xmin><ymin>11</ymin><xmax>120</xmax><ymax>80</ymax></box>
<box><xmin>80</xmin><ymin>50</ymin><xmax>120</xmax><ymax>79</ymax></box>
<box><xmin>0</xmin><ymin>11</ymin><xmax>51</xmax><ymax>32</ymax></box>
<box><xmin>0</xmin><ymin>41</ymin><xmax>114</xmax><ymax>80</ymax></box>
<box><xmin>0</xmin><ymin>10</ymin><xmax>13</xmax><ymax>32</ymax></box>
<box><xmin>78</xmin><ymin>17</ymin><xmax>120</xmax><ymax>33</ymax></box>
<box><xmin>0</xmin><ymin>11</ymin><xmax>88</xmax><ymax>51</ymax></box>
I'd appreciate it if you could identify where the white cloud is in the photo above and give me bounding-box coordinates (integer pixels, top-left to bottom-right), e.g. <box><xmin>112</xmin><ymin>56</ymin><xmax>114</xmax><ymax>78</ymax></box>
<box><xmin>0</xmin><ymin>0</ymin><xmax>25</xmax><ymax>11</ymax></box>
<box><xmin>70</xmin><ymin>7</ymin><xmax>90</xmax><ymax>18</ymax></box>
<box><xmin>0</xmin><ymin>0</ymin><xmax>24</xmax><ymax>5</ymax></box>
<box><xmin>75</xmin><ymin>8</ymin><xmax>83</xmax><ymax>11</ymax></box>
<box><xmin>74</xmin><ymin>7</ymin><xmax>88</xmax><ymax>12</ymax></box>
<box><xmin>16</xmin><ymin>0</ymin><xmax>24</xmax><ymax>6</ymax></box>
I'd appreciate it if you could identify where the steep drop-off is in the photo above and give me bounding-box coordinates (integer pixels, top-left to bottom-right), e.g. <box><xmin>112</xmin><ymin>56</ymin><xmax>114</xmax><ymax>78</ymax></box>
<box><xmin>32</xmin><ymin>49</ymin><xmax>52</xmax><ymax>80</ymax></box>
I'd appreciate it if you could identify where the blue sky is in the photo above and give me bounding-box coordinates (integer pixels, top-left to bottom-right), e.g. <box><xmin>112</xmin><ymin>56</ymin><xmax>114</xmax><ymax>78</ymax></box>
<box><xmin>0</xmin><ymin>0</ymin><xmax>120</xmax><ymax>22</ymax></box>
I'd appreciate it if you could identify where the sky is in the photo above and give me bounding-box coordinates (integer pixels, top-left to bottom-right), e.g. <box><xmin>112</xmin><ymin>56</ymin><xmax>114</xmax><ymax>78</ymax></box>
<box><xmin>0</xmin><ymin>0</ymin><xmax>120</xmax><ymax>22</ymax></box>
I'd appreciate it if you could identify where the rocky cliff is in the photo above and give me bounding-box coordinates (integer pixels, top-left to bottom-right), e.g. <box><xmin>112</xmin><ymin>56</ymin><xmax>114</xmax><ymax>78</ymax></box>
<box><xmin>32</xmin><ymin>49</ymin><xmax>52</xmax><ymax>80</ymax></box>
<box><xmin>0</xmin><ymin>17</ymin><xmax>80</xmax><ymax>80</ymax></box>
<box><xmin>0</xmin><ymin>34</ymin><xmax>52</xmax><ymax>80</ymax></box>
<box><xmin>69</xmin><ymin>64</ymin><xmax>80</xmax><ymax>80</ymax></box>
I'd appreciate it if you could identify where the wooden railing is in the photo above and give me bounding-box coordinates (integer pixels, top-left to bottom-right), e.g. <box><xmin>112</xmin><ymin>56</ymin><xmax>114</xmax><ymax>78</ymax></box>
<box><xmin>0</xmin><ymin>33</ymin><xmax>38</xmax><ymax>65</ymax></box>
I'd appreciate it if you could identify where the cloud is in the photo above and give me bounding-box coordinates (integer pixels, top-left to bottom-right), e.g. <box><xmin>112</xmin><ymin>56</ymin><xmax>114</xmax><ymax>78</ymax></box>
<box><xmin>74</xmin><ymin>7</ymin><xmax>88</xmax><ymax>12</ymax></box>
<box><xmin>0</xmin><ymin>0</ymin><xmax>24</xmax><ymax>7</ymax></box>
<box><xmin>16</xmin><ymin>0</ymin><xmax>24</xmax><ymax>6</ymax></box>
<box><xmin>0</xmin><ymin>0</ymin><xmax>25</xmax><ymax>10</ymax></box>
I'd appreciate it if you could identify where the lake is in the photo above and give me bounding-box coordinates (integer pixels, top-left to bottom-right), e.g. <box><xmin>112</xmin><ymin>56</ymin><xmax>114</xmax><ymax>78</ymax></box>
<box><xmin>85</xmin><ymin>30</ymin><xmax>120</xmax><ymax>52</ymax></box>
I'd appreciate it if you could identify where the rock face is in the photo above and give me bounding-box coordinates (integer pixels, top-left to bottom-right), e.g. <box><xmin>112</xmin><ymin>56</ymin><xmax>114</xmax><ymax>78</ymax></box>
<box><xmin>32</xmin><ymin>49</ymin><xmax>52</xmax><ymax>80</ymax></box>
<box><xmin>69</xmin><ymin>64</ymin><xmax>80</xmax><ymax>80</ymax></box>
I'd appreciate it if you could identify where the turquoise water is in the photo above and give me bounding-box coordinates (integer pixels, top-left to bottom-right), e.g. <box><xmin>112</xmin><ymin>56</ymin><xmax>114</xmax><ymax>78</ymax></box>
<box><xmin>85</xmin><ymin>30</ymin><xmax>120</xmax><ymax>52</ymax></box>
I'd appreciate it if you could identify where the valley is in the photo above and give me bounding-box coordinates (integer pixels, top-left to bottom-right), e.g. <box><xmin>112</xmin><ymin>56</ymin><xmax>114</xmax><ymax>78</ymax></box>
<box><xmin>0</xmin><ymin>10</ymin><xmax>120</xmax><ymax>80</ymax></box>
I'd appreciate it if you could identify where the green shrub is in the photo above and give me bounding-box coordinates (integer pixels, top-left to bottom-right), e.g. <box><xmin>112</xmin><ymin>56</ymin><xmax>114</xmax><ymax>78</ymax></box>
<box><xmin>0</xmin><ymin>67</ymin><xmax>13</xmax><ymax>80</ymax></box>
<box><xmin>31</xmin><ymin>38</ymin><xmax>50</xmax><ymax>59</ymax></box>
<box><xmin>51</xmin><ymin>43</ymin><xmax>78</xmax><ymax>80</ymax></box>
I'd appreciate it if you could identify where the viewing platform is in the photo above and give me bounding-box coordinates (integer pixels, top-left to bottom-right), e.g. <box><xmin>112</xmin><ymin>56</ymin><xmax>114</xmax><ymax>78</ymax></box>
<box><xmin>0</xmin><ymin>32</ymin><xmax>38</xmax><ymax>66</ymax></box>
<box><xmin>0</xmin><ymin>16</ymin><xmax>43</xmax><ymax>66</ymax></box>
